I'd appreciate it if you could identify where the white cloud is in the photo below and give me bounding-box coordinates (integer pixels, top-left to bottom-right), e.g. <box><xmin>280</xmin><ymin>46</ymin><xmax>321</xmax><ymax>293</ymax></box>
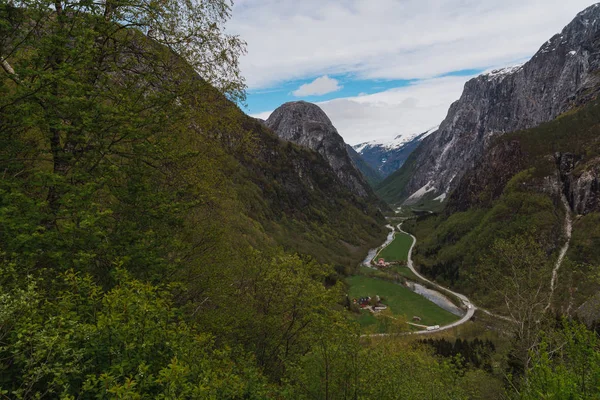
<box><xmin>292</xmin><ymin>75</ymin><xmax>342</xmax><ymax>96</ymax></box>
<box><xmin>230</xmin><ymin>0</ymin><xmax>597</xmax><ymax>89</ymax></box>
<box><xmin>253</xmin><ymin>75</ymin><xmax>474</xmax><ymax>145</ymax></box>
<box><xmin>252</xmin><ymin>110</ymin><xmax>272</xmax><ymax>121</ymax></box>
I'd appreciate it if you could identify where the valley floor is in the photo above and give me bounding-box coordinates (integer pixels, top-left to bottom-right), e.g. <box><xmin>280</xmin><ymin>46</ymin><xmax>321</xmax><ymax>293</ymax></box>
<box><xmin>347</xmin><ymin>220</ymin><xmax>475</xmax><ymax>334</ymax></box>
<box><xmin>348</xmin><ymin>275</ymin><xmax>459</xmax><ymax>332</ymax></box>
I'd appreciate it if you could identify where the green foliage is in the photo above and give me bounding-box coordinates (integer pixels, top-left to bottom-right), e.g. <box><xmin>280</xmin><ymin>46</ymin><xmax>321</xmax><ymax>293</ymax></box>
<box><xmin>570</xmin><ymin>213</ymin><xmax>600</xmax><ymax>265</ymax></box>
<box><xmin>420</xmin><ymin>338</ymin><xmax>496</xmax><ymax>371</ymax></box>
<box><xmin>0</xmin><ymin>268</ymin><xmax>272</xmax><ymax>398</ymax></box>
<box><xmin>195</xmin><ymin>252</ymin><xmax>346</xmax><ymax>380</ymax></box>
<box><xmin>286</xmin><ymin>334</ymin><xmax>481</xmax><ymax>400</ymax></box>
<box><xmin>410</xmin><ymin>173</ymin><xmax>562</xmax><ymax>303</ymax></box>
<box><xmin>519</xmin><ymin>321</ymin><xmax>600</xmax><ymax>400</ymax></box>
<box><xmin>0</xmin><ymin>0</ymin><xmax>248</xmax><ymax>290</ymax></box>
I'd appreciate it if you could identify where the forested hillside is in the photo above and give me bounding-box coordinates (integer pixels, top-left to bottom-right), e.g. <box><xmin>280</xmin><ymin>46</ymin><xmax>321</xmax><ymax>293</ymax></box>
<box><xmin>0</xmin><ymin>0</ymin><xmax>394</xmax><ymax>395</ymax></box>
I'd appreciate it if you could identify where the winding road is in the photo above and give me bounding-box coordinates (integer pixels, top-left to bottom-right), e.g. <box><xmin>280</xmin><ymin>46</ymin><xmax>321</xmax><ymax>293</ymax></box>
<box><xmin>397</xmin><ymin>223</ymin><xmax>476</xmax><ymax>334</ymax></box>
<box><xmin>365</xmin><ymin>221</ymin><xmax>476</xmax><ymax>337</ymax></box>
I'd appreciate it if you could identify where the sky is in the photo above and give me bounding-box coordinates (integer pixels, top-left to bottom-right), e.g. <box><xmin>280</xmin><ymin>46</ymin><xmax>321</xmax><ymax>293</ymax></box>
<box><xmin>228</xmin><ymin>0</ymin><xmax>598</xmax><ymax>145</ymax></box>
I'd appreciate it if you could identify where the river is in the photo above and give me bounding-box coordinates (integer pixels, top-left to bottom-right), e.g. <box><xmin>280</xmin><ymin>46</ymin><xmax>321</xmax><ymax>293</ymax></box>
<box><xmin>410</xmin><ymin>283</ymin><xmax>465</xmax><ymax>317</ymax></box>
<box><xmin>362</xmin><ymin>224</ymin><xmax>395</xmax><ymax>268</ymax></box>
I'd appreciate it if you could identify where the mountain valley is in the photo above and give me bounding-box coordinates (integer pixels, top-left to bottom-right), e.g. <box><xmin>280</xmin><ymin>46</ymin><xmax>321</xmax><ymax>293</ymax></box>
<box><xmin>2</xmin><ymin>1</ymin><xmax>600</xmax><ymax>398</ymax></box>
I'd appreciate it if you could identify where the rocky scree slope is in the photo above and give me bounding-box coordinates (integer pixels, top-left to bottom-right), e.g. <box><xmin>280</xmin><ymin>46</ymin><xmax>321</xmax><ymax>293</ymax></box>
<box><xmin>384</xmin><ymin>3</ymin><xmax>600</xmax><ymax>204</ymax></box>
<box><xmin>266</xmin><ymin>101</ymin><xmax>376</xmax><ymax>199</ymax></box>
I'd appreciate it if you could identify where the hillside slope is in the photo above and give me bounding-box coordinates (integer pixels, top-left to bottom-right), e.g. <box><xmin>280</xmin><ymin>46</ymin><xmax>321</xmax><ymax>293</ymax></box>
<box><xmin>405</xmin><ymin>99</ymin><xmax>600</xmax><ymax>313</ymax></box>
<box><xmin>346</xmin><ymin>144</ymin><xmax>384</xmax><ymax>186</ymax></box>
<box><xmin>0</xmin><ymin>10</ymin><xmax>387</xmax><ymax>280</ymax></box>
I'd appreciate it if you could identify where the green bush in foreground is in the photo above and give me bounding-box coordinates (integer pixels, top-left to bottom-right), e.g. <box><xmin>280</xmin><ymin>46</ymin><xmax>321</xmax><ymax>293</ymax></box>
<box><xmin>0</xmin><ymin>268</ymin><xmax>272</xmax><ymax>399</ymax></box>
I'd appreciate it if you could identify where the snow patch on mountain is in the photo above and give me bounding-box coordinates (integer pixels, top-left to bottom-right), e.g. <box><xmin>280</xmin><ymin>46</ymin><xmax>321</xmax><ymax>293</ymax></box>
<box><xmin>406</xmin><ymin>181</ymin><xmax>436</xmax><ymax>203</ymax></box>
<box><xmin>353</xmin><ymin>125</ymin><xmax>439</xmax><ymax>153</ymax></box>
<box><xmin>434</xmin><ymin>193</ymin><xmax>447</xmax><ymax>202</ymax></box>
<box><xmin>483</xmin><ymin>64</ymin><xmax>524</xmax><ymax>80</ymax></box>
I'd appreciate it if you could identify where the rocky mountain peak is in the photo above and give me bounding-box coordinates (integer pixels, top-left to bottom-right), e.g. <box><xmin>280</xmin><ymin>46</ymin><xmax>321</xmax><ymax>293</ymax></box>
<box><xmin>389</xmin><ymin>3</ymin><xmax>600</xmax><ymax>204</ymax></box>
<box><xmin>266</xmin><ymin>101</ymin><xmax>334</xmax><ymax>140</ymax></box>
<box><xmin>265</xmin><ymin>101</ymin><xmax>373</xmax><ymax>198</ymax></box>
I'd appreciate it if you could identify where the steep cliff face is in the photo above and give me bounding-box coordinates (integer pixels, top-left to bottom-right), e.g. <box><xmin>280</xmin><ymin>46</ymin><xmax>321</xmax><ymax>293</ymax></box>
<box><xmin>448</xmin><ymin>134</ymin><xmax>600</xmax><ymax>218</ymax></box>
<box><xmin>389</xmin><ymin>3</ymin><xmax>600</xmax><ymax>204</ymax></box>
<box><xmin>447</xmin><ymin>140</ymin><xmax>525</xmax><ymax>212</ymax></box>
<box><xmin>557</xmin><ymin>153</ymin><xmax>600</xmax><ymax>215</ymax></box>
<box><xmin>447</xmin><ymin>132</ymin><xmax>600</xmax><ymax>218</ymax></box>
<box><xmin>266</xmin><ymin>101</ymin><xmax>374</xmax><ymax>198</ymax></box>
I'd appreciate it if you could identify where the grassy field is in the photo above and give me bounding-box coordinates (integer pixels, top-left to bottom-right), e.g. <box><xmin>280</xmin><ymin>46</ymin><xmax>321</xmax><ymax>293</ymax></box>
<box><xmin>377</xmin><ymin>232</ymin><xmax>413</xmax><ymax>262</ymax></box>
<box><xmin>392</xmin><ymin>266</ymin><xmax>420</xmax><ymax>281</ymax></box>
<box><xmin>358</xmin><ymin>265</ymin><xmax>419</xmax><ymax>281</ymax></box>
<box><xmin>347</xmin><ymin>276</ymin><xmax>459</xmax><ymax>332</ymax></box>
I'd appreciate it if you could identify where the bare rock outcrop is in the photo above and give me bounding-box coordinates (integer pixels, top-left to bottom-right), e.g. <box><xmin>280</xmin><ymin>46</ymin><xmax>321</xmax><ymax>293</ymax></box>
<box><xmin>266</xmin><ymin>101</ymin><xmax>374</xmax><ymax>198</ymax></box>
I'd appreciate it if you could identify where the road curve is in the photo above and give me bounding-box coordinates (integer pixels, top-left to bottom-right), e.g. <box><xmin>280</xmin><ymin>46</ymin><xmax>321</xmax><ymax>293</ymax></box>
<box><xmin>399</xmin><ymin>223</ymin><xmax>476</xmax><ymax>332</ymax></box>
<box><xmin>365</xmin><ymin>222</ymin><xmax>476</xmax><ymax>337</ymax></box>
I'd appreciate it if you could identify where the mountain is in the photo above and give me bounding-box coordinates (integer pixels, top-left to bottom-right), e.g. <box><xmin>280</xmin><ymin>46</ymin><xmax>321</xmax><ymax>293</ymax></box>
<box><xmin>7</xmin><ymin>3</ymin><xmax>600</xmax><ymax>397</ymax></box>
<box><xmin>405</xmin><ymin>97</ymin><xmax>600</xmax><ymax>313</ymax></box>
<box><xmin>265</xmin><ymin>101</ymin><xmax>378</xmax><ymax>199</ymax></box>
<box><xmin>229</xmin><ymin>114</ymin><xmax>389</xmax><ymax>267</ymax></box>
<box><xmin>380</xmin><ymin>3</ymin><xmax>600</xmax><ymax>205</ymax></box>
<box><xmin>346</xmin><ymin>144</ymin><xmax>384</xmax><ymax>186</ymax></box>
<box><xmin>354</xmin><ymin>126</ymin><xmax>438</xmax><ymax>178</ymax></box>
<box><xmin>0</xmin><ymin>16</ymin><xmax>388</xmax><ymax>278</ymax></box>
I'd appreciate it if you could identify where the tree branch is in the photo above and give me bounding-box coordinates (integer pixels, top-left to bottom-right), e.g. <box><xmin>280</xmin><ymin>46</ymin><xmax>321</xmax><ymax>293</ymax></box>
<box><xmin>0</xmin><ymin>57</ymin><xmax>24</xmax><ymax>87</ymax></box>
<box><xmin>1</xmin><ymin>58</ymin><xmax>15</xmax><ymax>76</ymax></box>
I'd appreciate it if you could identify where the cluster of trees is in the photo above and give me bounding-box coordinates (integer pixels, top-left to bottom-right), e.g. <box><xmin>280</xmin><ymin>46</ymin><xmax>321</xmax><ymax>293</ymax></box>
<box><xmin>419</xmin><ymin>338</ymin><xmax>496</xmax><ymax>371</ymax></box>
<box><xmin>520</xmin><ymin>319</ymin><xmax>600</xmax><ymax>399</ymax></box>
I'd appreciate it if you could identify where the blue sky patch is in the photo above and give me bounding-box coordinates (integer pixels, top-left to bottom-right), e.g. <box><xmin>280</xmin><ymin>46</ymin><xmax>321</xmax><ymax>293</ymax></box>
<box><xmin>243</xmin><ymin>69</ymin><xmax>489</xmax><ymax>116</ymax></box>
<box><xmin>245</xmin><ymin>75</ymin><xmax>415</xmax><ymax>115</ymax></box>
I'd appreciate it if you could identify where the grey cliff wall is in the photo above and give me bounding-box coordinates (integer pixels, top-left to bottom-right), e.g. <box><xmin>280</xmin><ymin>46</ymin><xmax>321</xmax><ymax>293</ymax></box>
<box><xmin>402</xmin><ymin>3</ymin><xmax>600</xmax><ymax>203</ymax></box>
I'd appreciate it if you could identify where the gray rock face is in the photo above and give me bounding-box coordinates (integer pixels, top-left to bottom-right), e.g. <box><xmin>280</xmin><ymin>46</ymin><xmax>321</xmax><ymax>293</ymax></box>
<box><xmin>577</xmin><ymin>291</ymin><xmax>600</xmax><ymax>326</ymax></box>
<box><xmin>401</xmin><ymin>3</ymin><xmax>600</xmax><ymax>203</ymax></box>
<box><xmin>556</xmin><ymin>153</ymin><xmax>600</xmax><ymax>215</ymax></box>
<box><xmin>266</xmin><ymin>101</ymin><xmax>373</xmax><ymax>198</ymax></box>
